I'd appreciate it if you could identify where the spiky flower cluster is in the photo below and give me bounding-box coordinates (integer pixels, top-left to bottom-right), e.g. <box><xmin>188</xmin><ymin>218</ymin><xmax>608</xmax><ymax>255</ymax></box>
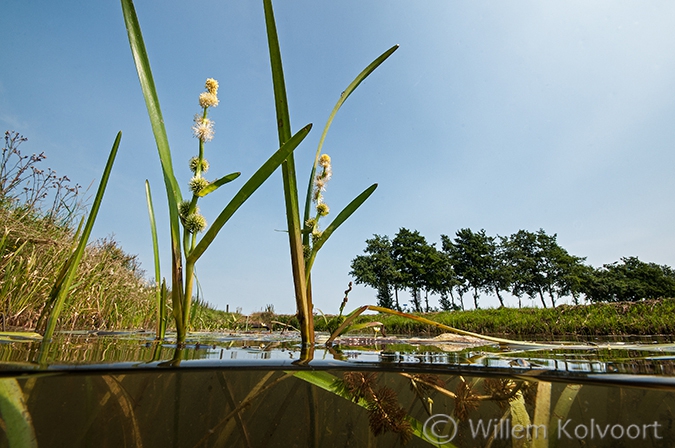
<box><xmin>184</xmin><ymin>213</ymin><xmax>207</xmax><ymax>233</ymax></box>
<box><xmin>305</xmin><ymin>153</ymin><xmax>333</xmax><ymax>242</ymax></box>
<box><xmin>182</xmin><ymin>77</ymin><xmax>221</xmax><ymax>236</ymax></box>
<box><xmin>178</xmin><ymin>201</ymin><xmax>206</xmax><ymax>233</ymax></box>
<box><xmin>189</xmin><ymin>176</ymin><xmax>209</xmax><ymax>194</ymax></box>
<box><xmin>189</xmin><ymin>156</ymin><xmax>210</xmax><ymax>174</ymax></box>
<box><xmin>313</xmin><ymin>154</ymin><xmax>332</xmax><ymax>202</ymax></box>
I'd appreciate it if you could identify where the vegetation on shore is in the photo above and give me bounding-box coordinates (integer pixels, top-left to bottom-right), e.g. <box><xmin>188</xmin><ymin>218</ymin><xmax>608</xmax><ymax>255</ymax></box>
<box><xmin>0</xmin><ymin>131</ymin><xmax>228</xmax><ymax>333</ymax></box>
<box><xmin>268</xmin><ymin>299</ymin><xmax>675</xmax><ymax>337</ymax></box>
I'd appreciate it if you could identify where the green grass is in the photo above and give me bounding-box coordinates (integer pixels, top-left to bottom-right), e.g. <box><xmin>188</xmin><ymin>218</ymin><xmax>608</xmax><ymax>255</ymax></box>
<box><xmin>308</xmin><ymin>299</ymin><xmax>675</xmax><ymax>337</ymax></box>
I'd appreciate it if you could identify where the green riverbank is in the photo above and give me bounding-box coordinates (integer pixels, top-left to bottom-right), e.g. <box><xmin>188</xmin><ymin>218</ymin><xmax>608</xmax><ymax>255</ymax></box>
<box><xmin>272</xmin><ymin>299</ymin><xmax>675</xmax><ymax>338</ymax></box>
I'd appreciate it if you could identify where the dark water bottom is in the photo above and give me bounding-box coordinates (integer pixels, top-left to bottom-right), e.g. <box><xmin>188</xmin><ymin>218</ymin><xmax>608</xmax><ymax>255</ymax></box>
<box><xmin>2</xmin><ymin>366</ymin><xmax>674</xmax><ymax>448</ymax></box>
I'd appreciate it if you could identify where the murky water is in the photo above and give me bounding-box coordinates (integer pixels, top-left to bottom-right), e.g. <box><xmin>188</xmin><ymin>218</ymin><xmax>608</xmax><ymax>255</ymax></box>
<box><xmin>1</xmin><ymin>332</ymin><xmax>674</xmax><ymax>447</ymax></box>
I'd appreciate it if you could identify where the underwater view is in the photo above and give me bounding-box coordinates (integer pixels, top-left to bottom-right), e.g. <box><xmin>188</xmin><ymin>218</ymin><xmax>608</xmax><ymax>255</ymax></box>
<box><xmin>1</xmin><ymin>332</ymin><xmax>674</xmax><ymax>447</ymax></box>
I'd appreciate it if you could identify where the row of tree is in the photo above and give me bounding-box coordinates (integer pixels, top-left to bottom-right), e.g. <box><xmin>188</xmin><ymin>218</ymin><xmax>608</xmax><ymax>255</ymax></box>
<box><xmin>349</xmin><ymin>228</ymin><xmax>675</xmax><ymax>311</ymax></box>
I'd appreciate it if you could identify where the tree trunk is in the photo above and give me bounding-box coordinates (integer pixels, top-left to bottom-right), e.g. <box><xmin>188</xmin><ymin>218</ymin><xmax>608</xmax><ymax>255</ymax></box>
<box><xmin>394</xmin><ymin>288</ymin><xmax>401</xmax><ymax>311</ymax></box>
<box><xmin>424</xmin><ymin>290</ymin><xmax>429</xmax><ymax>312</ymax></box>
<box><xmin>412</xmin><ymin>288</ymin><xmax>421</xmax><ymax>312</ymax></box>
<box><xmin>494</xmin><ymin>287</ymin><xmax>505</xmax><ymax>308</ymax></box>
<box><xmin>537</xmin><ymin>288</ymin><xmax>548</xmax><ymax>308</ymax></box>
<box><xmin>473</xmin><ymin>288</ymin><xmax>480</xmax><ymax>309</ymax></box>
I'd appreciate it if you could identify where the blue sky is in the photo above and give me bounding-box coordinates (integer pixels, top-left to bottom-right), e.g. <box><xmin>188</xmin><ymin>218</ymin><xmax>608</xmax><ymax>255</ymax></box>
<box><xmin>3</xmin><ymin>1</ymin><xmax>675</xmax><ymax>314</ymax></box>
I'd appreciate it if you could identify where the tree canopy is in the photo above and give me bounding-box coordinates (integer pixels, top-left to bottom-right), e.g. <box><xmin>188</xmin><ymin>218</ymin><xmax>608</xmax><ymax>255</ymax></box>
<box><xmin>350</xmin><ymin>228</ymin><xmax>673</xmax><ymax>310</ymax></box>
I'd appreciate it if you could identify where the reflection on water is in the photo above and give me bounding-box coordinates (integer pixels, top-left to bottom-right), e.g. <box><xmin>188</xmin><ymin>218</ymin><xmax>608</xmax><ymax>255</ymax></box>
<box><xmin>0</xmin><ymin>332</ymin><xmax>674</xmax><ymax>447</ymax></box>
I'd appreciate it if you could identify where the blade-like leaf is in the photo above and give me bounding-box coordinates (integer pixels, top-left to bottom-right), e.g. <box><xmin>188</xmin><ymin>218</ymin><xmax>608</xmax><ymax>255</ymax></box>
<box><xmin>303</xmin><ymin>45</ymin><xmax>398</xmax><ymax>231</ymax></box>
<box><xmin>196</xmin><ymin>172</ymin><xmax>241</xmax><ymax>197</ymax></box>
<box><xmin>121</xmin><ymin>0</ymin><xmax>184</xmax><ymax>333</ymax></box>
<box><xmin>305</xmin><ymin>183</ymin><xmax>377</xmax><ymax>279</ymax></box>
<box><xmin>42</xmin><ymin>132</ymin><xmax>121</xmax><ymax>341</ymax></box>
<box><xmin>187</xmin><ymin>124</ymin><xmax>312</xmax><ymax>263</ymax></box>
<box><xmin>145</xmin><ymin>180</ymin><xmax>164</xmax><ymax>339</ymax></box>
<box><xmin>549</xmin><ymin>384</ymin><xmax>582</xmax><ymax>448</ymax></box>
<box><xmin>0</xmin><ymin>379</ymin><xmax>37</xmax><ymax>448</ymax></box>
<box><xmin>263</xmin><ymin>0</ymin><xmax>311</xmax><ymax>345</ymax></box>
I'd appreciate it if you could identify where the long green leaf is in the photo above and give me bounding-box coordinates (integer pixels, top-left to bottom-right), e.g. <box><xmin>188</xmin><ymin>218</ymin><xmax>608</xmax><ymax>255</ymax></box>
<box><xmin>305</xmin><ymin>183</ymin><xmax>377</xmax><ymax>279</ymax></box>
<box><xmin>121</xmin><ymin>0</ymin><xmax>185</xmax><ymax>336</ymax></box>
<box><xmin>263</xmin><ymin>0</ymin><xmax>312</xmax><ymax>346</ymax></box>
<box><xmin>43</xmin><ymin>132</ymin><xmax>121</xmax><ymax>341</ymax></box>
<box><xmin>196</xmin><ymin>172</ymin><xmax>241</xmax><ymax>197</ymax></box>
<box><xmin>145</xmin><ymin>180</ymin><xmax>164</xmax><ymax>339</ymax></box>
<box><xmin>303</xmin><ymin>44</ymin><xmax>399</xmax><ymax>232</ymax></box>
<box><xmin>34</xmin><ymin>216</ymin><xmax>84</xmax><ymax>331</ymax></box>
<box><xmin>0</xmin><ymin>379</ymin><xmax>37</xmax><ymax>448</ymax></box>
<box><xmin>187</xmin><ymin>124</ymin><xmax>312</xmax><ymax>263</ymax></box>
<box><xmin>120</xmin><ymin>0</ymin><xmax>181</xmax><ymax>206</ymax></box>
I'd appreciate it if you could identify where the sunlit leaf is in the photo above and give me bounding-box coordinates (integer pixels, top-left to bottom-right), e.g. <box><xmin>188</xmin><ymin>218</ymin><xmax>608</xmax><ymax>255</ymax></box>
<box><xmin>196</xmin><ymin>172</ymin><xmax>241</xmax><ymax>197</ymax></box>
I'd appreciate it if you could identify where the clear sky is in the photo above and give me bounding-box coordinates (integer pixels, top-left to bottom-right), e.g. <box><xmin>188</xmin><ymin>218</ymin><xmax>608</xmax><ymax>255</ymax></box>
<box><xmin>3</xmin><ymin>1</ymin><xmax>675</xmax><ymax>314</ymax></box>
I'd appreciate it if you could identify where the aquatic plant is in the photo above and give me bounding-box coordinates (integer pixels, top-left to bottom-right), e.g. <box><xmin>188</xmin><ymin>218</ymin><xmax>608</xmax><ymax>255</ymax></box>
<box><xmin>121</xmin><ymin>0</ymin><xmax>311</xmax><ymax>344</ymax></box>
<box><xmin>262</xmin><ymin>0</ymin><xmax>398</xmax><ymax>347</ymax></box>
<box><xmin>36</xmin><ymin>133</ymin><xmax>122</xmax><ymax>341</ymax></box>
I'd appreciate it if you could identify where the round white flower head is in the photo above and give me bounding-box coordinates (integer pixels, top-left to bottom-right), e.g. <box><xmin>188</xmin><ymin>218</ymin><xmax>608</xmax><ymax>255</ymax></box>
<box><xmin>192</xmin><ymin>115</ymin><xmax>215</xmax><ymax>142</ymax></box>
<box><xmin>199</xmin><ymin>92</ymin><xmax>219</xmax><ymax>108</ymax></box>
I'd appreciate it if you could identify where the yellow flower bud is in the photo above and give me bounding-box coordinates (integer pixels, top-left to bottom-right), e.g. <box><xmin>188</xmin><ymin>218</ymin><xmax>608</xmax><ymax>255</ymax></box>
<box><xmin>205</xmin><ymin>78</ymin><xmax>219</xmax><ymax>95</ymax></box>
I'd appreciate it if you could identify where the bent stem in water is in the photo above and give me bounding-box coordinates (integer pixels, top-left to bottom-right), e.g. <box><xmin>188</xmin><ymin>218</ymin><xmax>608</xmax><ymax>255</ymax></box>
<box><xmin>326</xmin><ymin>305</ymin><xmax>561</xmax><ymax>348</ymax></box>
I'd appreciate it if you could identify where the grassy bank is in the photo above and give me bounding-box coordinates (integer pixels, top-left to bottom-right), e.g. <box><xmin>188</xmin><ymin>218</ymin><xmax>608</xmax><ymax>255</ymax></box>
<box><xmin>269</xmin><ymin>299</ymin><xmax>675</xmax><ymax>337</ymax></box>
<box><xmin>0</xmin><ymin>131</ymin><xmax>232</xmax><ymax>333</ymax></box>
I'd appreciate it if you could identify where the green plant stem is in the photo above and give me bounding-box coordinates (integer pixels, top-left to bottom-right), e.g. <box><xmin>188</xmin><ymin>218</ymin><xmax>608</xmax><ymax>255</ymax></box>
<box><xmin>263</xmin><ymin>0</ymin><xmax>313</xmax><ymax>347</ymax></box>
<box><xmin>182</xmin><ymin>260</ymin><xmax>196</xmax><ymax>339</ymax></box>
<box><xmin>144</xmin><ymin>180</ymin><xmax>164</xmax><ymax>339</ymax></box>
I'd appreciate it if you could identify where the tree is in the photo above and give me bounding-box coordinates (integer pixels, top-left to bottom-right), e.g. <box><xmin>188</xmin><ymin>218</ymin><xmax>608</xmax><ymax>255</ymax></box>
<box><xmin>426</xmin><ymin>248</ymin><xmax>461</xmax><ymax>311</ymax></box>
<box><xmin>502</xmin><ymin>230</ymin><xmax>545</xmax><ymax>307</ymax></box>
<box><xmin>391</xmin><ymin>228</ymin><xmax>434</xmax><ymax>312</ymax></box>
<box><xmin>442</xmin><ymin>229</ymin><xmax>506</xmax><ymax>309</ymax></box>
<box><xmin>350</xmin><ymin>235</ymin><xmax>400</xmax><ymax>309</ymax></box>
<box><xmin>583</xmin><ymin>257</ymin><xmax>675</xmax><ymax>302</ymax></box>
<box><xmin>502</xmin><ymin>229</ymin><xmax>586</xmax><ymax>308</ymax></box>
